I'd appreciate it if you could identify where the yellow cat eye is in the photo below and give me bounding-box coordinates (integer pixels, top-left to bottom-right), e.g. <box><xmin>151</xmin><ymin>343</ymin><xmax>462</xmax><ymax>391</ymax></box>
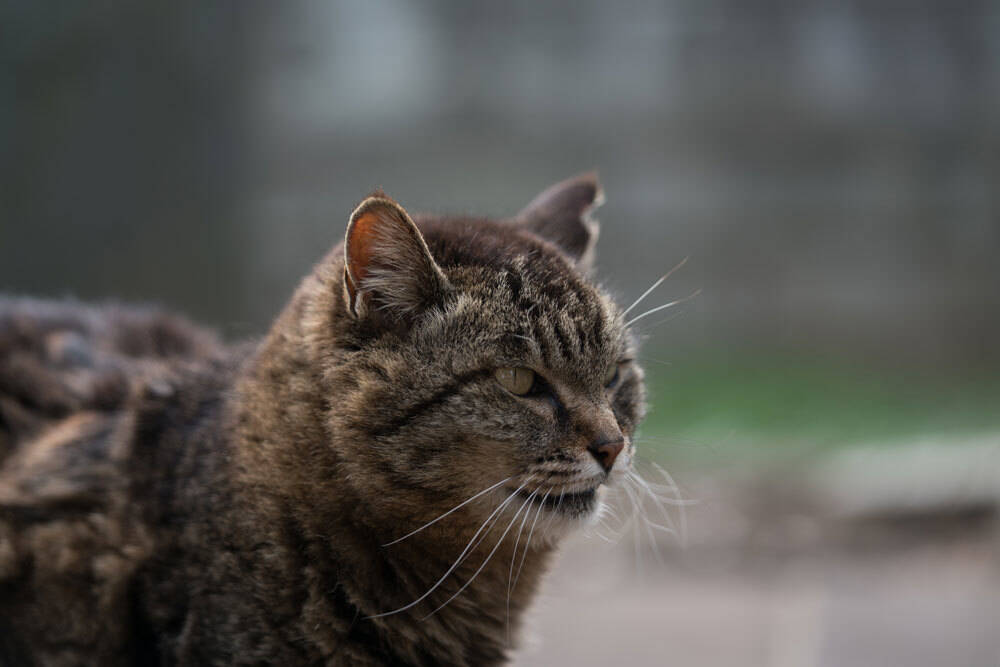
<box><xmin>495</xmin><ymin>367</ymin><xmax>536</xmax><ymax>395</ymax></box>
<box><xmin>603</xmin><ymin>363</ymin><xmax>619</xmax><ymax>387</ymax></box>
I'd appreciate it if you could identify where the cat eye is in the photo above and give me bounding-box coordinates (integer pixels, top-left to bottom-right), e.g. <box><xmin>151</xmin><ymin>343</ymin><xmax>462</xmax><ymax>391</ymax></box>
<box><xmin>495</xmin><ymin>367</ymin><xmax>537</xmax><ymax>395</ymax></box>
<box><xmin>606</xmin><ymin>360</ymin><xmax>633</xmax><ymax>388</ymax></box>
<box><xmin>603</xmin><ymin>364</ymin><xmax>620</xmax><ymax>388</ymax></box>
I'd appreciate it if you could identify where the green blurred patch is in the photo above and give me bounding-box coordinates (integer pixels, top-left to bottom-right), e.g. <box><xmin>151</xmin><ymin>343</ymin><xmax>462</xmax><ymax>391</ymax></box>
<box><xmin>637</xmin><ymin>348</ymin><xmax>1000</xmax><ymax>467</ymax></box>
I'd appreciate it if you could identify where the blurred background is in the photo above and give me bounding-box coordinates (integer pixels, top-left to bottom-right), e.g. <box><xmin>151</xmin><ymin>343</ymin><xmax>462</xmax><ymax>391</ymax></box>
<box><xmin>2</xmin><ymin>2</ymin><xmax>999</xmax><ymax>665</ymax></box>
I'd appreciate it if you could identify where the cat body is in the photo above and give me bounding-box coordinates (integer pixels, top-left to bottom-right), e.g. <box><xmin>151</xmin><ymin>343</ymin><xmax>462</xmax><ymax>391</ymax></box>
<box><xmin>0</xmin><ymin>174</ymin><xmax>645</xmax><ymax>666</ymax></box>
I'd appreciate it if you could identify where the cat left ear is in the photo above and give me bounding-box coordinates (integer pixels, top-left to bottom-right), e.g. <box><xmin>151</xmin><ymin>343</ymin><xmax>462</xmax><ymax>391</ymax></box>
<box><xmin>343</xmin><ymin>194</ymin><xmax>449</xmax><ymax>320</ymax></box>
<box><xmin>515</xmin><ymin>171</ymin><xmax>604</xmax><ymax>272</ymax></box>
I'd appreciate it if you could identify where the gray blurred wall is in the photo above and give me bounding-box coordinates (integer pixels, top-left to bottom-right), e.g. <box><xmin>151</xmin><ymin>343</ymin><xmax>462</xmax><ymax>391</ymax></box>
<box><xmin>2</xmin><ymin>1</ymin><xmax>998</xmax><ymax>365</ymax></box>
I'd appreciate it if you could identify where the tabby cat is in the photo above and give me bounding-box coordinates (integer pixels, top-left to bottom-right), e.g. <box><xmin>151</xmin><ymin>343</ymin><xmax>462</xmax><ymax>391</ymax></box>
<box><xmin>0</xmin><ymin>173</ymin><xmax>646</xmax><ymax>666</ymax></box>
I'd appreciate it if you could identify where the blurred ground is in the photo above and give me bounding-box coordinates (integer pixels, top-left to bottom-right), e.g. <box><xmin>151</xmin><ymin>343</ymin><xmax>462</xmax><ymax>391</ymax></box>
<box><xmin>518</xmin><ymin>439</ymin><xmax>1000</xmax><ymax>666</ymax></box>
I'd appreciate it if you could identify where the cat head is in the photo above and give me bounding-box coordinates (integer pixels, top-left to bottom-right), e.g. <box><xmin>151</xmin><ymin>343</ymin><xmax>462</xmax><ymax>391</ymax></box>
<box><xmin>314</xmin><ymin>173</ymin><xmax>644</xmax><ymax>542</ymax></box>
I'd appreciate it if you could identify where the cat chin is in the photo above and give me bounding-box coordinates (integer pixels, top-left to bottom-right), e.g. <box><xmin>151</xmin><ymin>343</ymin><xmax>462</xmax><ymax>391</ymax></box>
<box><xmin>533</xmin><ymin>486</ymin><xmax>608</xmax><ymax>543</ymax></box>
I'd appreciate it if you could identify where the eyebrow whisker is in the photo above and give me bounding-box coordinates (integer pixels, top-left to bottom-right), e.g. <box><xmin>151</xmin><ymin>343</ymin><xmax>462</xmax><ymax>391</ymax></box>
<box><xmin>621</xmin><ymin>257</ymin><xmax>689</xmax><ymax>317</ymax></box>
<box><xmin>625</xmin><ymin>289</ymin><xmax>701</xmax><ymax>328</ymax></box>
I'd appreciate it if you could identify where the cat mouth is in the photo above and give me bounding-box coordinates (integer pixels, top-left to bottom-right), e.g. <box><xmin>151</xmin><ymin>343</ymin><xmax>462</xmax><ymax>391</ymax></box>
<box><xmin>513</xmin><ymin>486</ymin><xmax>598</xmax><ymax>515</ymax></box>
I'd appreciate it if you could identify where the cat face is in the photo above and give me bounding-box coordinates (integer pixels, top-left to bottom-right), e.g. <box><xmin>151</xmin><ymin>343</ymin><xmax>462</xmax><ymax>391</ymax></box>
<box><xmin>325</xmin><ymin>174</ymin><xmax>645</xmax><ymax>542</ymax></box>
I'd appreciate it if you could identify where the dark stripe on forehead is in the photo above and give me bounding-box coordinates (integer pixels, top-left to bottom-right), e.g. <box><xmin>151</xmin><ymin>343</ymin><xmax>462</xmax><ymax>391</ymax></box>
<box><xmin>589</xmin><ymin>305</ymin><xmax>607</xmax><ymax>352</ymax></box>
<box><xmin>552</xmin><ymin>319</ymin><xmax>574</xmax><ymax>361</ymax></box>
<box><xmin>565</xmin><ymin>274</ymin><xmax>590</xmax><ymax>309</ymax></box>
<box><xmin>575</xmin><ymin>318</ymin><xmax>589</xmax><ymax>356</ymax></box>
<box><xmin>371</xmin><ymin>368</ymin><xmax>492</xmax><ymax>439</ymax></box>
<box><xmin>536</xmin><ymin>319</ymin><xmax>557</xmax><ymax>368</ymax></box>
<box><xmin>504</xmin><ymin>270</ymin><xmax>523</xmax><ymax>303</ymax></box>
<box><xmin>536</xmin><ymin>274</ymin><xmax>570</xmax><ymax>305</ymax></box>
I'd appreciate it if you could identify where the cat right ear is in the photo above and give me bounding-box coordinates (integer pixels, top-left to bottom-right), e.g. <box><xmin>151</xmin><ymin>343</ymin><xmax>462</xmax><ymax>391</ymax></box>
<box><xmin>343</xmin><ymin>194</ymin><xmax>449</xmax><ymax>321</ymax></box>
<box><xmin>515</xmin><ymin>172</ymin><xmax>604</xmax><ymax>272</ymax></box>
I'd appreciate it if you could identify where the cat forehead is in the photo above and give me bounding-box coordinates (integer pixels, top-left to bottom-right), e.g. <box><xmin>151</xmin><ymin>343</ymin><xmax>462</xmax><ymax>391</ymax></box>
<box><xmin>415</xmin><ymin>216</ymin><xmax>556</xmax><ymax>269</ymax></box>
<box><xmin>416</xmin><ymin>216</ymin><xmax>603</xmax><ymax>307</ymax></box>
<box><xmin>414</xmin><ymin>216</ymin><xmax>624</xmax><ymax>360</ymax></box>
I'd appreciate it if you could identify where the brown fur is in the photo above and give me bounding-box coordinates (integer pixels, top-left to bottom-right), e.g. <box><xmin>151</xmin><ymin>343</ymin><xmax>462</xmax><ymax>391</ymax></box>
<box><xmin>0</xmin><ymin>173</ymin><xmax>645</xmax><ymax>666</ymax></box>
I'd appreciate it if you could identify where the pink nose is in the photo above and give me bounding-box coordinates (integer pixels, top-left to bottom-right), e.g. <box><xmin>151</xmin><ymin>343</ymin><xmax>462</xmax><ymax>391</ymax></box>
<box><xmin>588</xmin><ymin>439</ymin><xmax>624</xmax><ymax>472</ymax></box>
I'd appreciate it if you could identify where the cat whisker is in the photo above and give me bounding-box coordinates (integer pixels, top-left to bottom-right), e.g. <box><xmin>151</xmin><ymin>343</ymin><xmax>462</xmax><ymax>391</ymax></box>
<box><xmin>455</xmin><ymin>499</ymin><xmax>508</xmax><ymax>572</ymax></box>
<box><xmin>621</xmin><ymin>478</ymin><xmax>643</xmax><ymax>525</ymax></box>
<box><xmin>636</xmin><ymin>354</ymin><xmax>674</xmax><ymax>367</ymax></box>
<box><xmin>628</xmin><ymin>490</ymin><xmax>698</xmax><ymax>507</ymax></box>
<box><xmin>585</xmin><ymin>504</ymin><xmax>617</xmax><ymax>543</ymax></box>
<box><xmin>589</xmin><ymin>490</ymin><xmax>627</xmax><ymax>543</ymax></box>
<box><xmin>625</xmin><ymin>482</ymin><xmax>642</xmax><ymax>575</ymax></box>
<box><xmin>423</xmin><ymin>487</ymin><xmax>538</xmax><ymax>620</ymax></box>
<box><xmin>641</xmin><ymin>519</ymin><xmax>678</xmax><ymax>534</ymax></box>
<box><xmin>603</xmin><ymin>494</ymin><xmax>638</xmax><ymax>543</ymax></box>
<box><xmin>366</xmin><ymin>476</ymin><xmax>534</xmax><ymax>619</ymax></box>
<box><xmin>624</xmin><ymin>289</ymin><xmax>701</xmax><ymax>328</ymax></box>
<box><xmin>636</xmin><ymin>505</ymin><xmax>667</xmax><ymax>568</ymax></box>
<box><xmin>600</xmin><ymin>504</ymin><xmax>621</xmax><ymax>521</ymax></box>
<box><xmin>590</xmin><ymin>529</ymin><xmax>615</xmax><ymax>543</ymax></box>
<box><xmin>649</xmin><ymin>462</ymin><xmax>690</xmax><ymax>547</ymax></box>
<box><xmin>624</xmin><ymin>475</ymin><xmax>675</xmax><ymax>537</ymax></box>
<box><xmin>619</xmin><ymin>473</ymin><xmax>697</xmax><ymax>505</ymax></box>
<box><xmin>627</xmin><ymin>470</ymin><xmax>678</xmax><ymax>538</ymax></box>
<box><xmin>640</xmin><ymin>310</ymin><xmax>686</xmax><ymax>334</ymax></box>
<box><xmin>511</xmin><ymin>489</ymin><xmax>549</xmax><ymax>593</ymax></box>
<box><xmin>623</xmin><ymin>467</ymin><xmax>690</xmax><ymax>567</ymax></box>
<box><xmin>382</xmin><ymin>475</ymin><xmax>515</xmax><ymax>547</ymax></box>
<box><xmin>620</xmin><ymin>481</ymin><xmax>666</xmax><ymax>567</ymax></box>
<box><xmin>621</xmin><ymin>257</ymin><xmax>689</xmax><ymax>317</ymax></box>
<box><xmin>507</xmin><ymin>487</ymin><xmax>540</xmax><ymax>645</ymax></box>
<box><xmin>543</xmin><ymin>487</ymin><xmax>567</xmax><ymax>532</ymax></box>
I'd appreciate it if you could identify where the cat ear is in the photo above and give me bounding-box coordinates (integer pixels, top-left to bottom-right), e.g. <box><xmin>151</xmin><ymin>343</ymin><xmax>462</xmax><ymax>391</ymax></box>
<box><xmin>515</xmin><ymin>171</ymin><xmax>604</xmax><ymax>271</ymax></box>
<box><xmin>343</xmin><ymin>194</ymin><xmax>449</xmax><ymax>320</ymax></box>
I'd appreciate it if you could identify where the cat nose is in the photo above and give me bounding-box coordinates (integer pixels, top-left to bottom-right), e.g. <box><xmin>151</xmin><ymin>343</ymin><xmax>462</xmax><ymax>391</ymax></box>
<box><xmin>587</xmin><ymin>438</ymin><xmax>624</xmax><ymax>473</ymax></box>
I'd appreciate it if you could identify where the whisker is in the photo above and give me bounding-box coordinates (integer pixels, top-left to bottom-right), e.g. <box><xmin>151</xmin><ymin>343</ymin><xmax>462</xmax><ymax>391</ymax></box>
<box><xmin>639</xmin><ymin>310</ymin><xmax>687</xmax><ymax>335</ymax></box>
<box><xmin>620</xmin><ymin>470</ymin><xmax>697</xmax><ymax>505</ymax></box>
<box><xmin>639</xmin><ymin>508</ymin><xmax>667</xmax><ymax>567</ymax></box>
<box><xmin>601</xmin><ymin>504</ymin><xmax>622</xmax><ymax>521</ymax></box>
<box><xmin>423</xmin><ymin>488</ymin><xmax>538</xmax><ymax>619</ymax></box>
<box><xmin>636</xmin><ymin>355</ymin><xmax>674</xmax><ymax>367</ymax></box>
<box><xmin>626</xmin><ymin>482</ymin><xmax>642</xmax><ymax>574</ymax></box>
<box><xmin>625</xmin><ymin>289</ymin><xmax>701</xmax><ymax>328</ymax></box>
<box><xmin>621</xmin><ymin>257</ymin><xmax>689</xmax><ymax>317</ymax></box>
<box><xmin>512</xmin><ymin>489</ymin><xmax>549</xmax><ymax>592</ymax></box>
<box><xmin>543</xmin><ymin>487</ymin><xmax>566</xmax><ymax>533</ymax></box>
<box><xmin>598</xmin><ymin>489</ymin><xmax>634</xmax><ymax>542</ymax></box>
<box><xmin>627</xmin><ymin>470</ymin><xmax>678</xmax><ymax>537</ymax></box>
<box><xmin>591</xmin><ymin>530</ymin><xmax>616</xmax><ymax>543</ymax></box>
<box><xmin>366</xmin><ymin>476</ymin><xmax>533</xmax><ymax>619</ymax></box>
<box><xmin>625</xmin><ymin>475</ymin><xmax>677</xmax><ymax>539</ymax></box>
<box><xmin>641</xmin><ymin>519</ymin><xmax>678</xmax><ymax>534</ymax></box>
<box><xmin>588</xmin><ymin>503</ymin><xmax>628</xmax><ymax>545</ymax></box>
<box><xmin>620</xmin><ymin>474</ymin><xmax>698</xmax><ymax>505</ymax></box>
<box><xmin>455</xmin><ymin>498</ymin><xmax>508</xmax><ymax>571</ymax></box>
<box><xmin>382</xmin><ymin>476</ymin><xmax>515</xmax><ymax>547</ymax></box>
<box><xmin>507</xmin><ymin>487</ymin><xmax>540</xmax><ymax>644</ymax></box>
<box><xmin>621</xmin><ymin>478</ymin><xmax>668</xmax><ymax>567</ymax></box>
<box><xmin>650</xmin><ymin>462</ymin><xmax>689</xmax><ymax>547</ymax></box>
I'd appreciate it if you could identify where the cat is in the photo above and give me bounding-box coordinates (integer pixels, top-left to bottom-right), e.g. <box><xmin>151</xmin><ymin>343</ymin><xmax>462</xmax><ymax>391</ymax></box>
<box><xmin>0</xmin><ymin>173</ymin><xmax>646</xmax><ymax>666</ymax></box>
